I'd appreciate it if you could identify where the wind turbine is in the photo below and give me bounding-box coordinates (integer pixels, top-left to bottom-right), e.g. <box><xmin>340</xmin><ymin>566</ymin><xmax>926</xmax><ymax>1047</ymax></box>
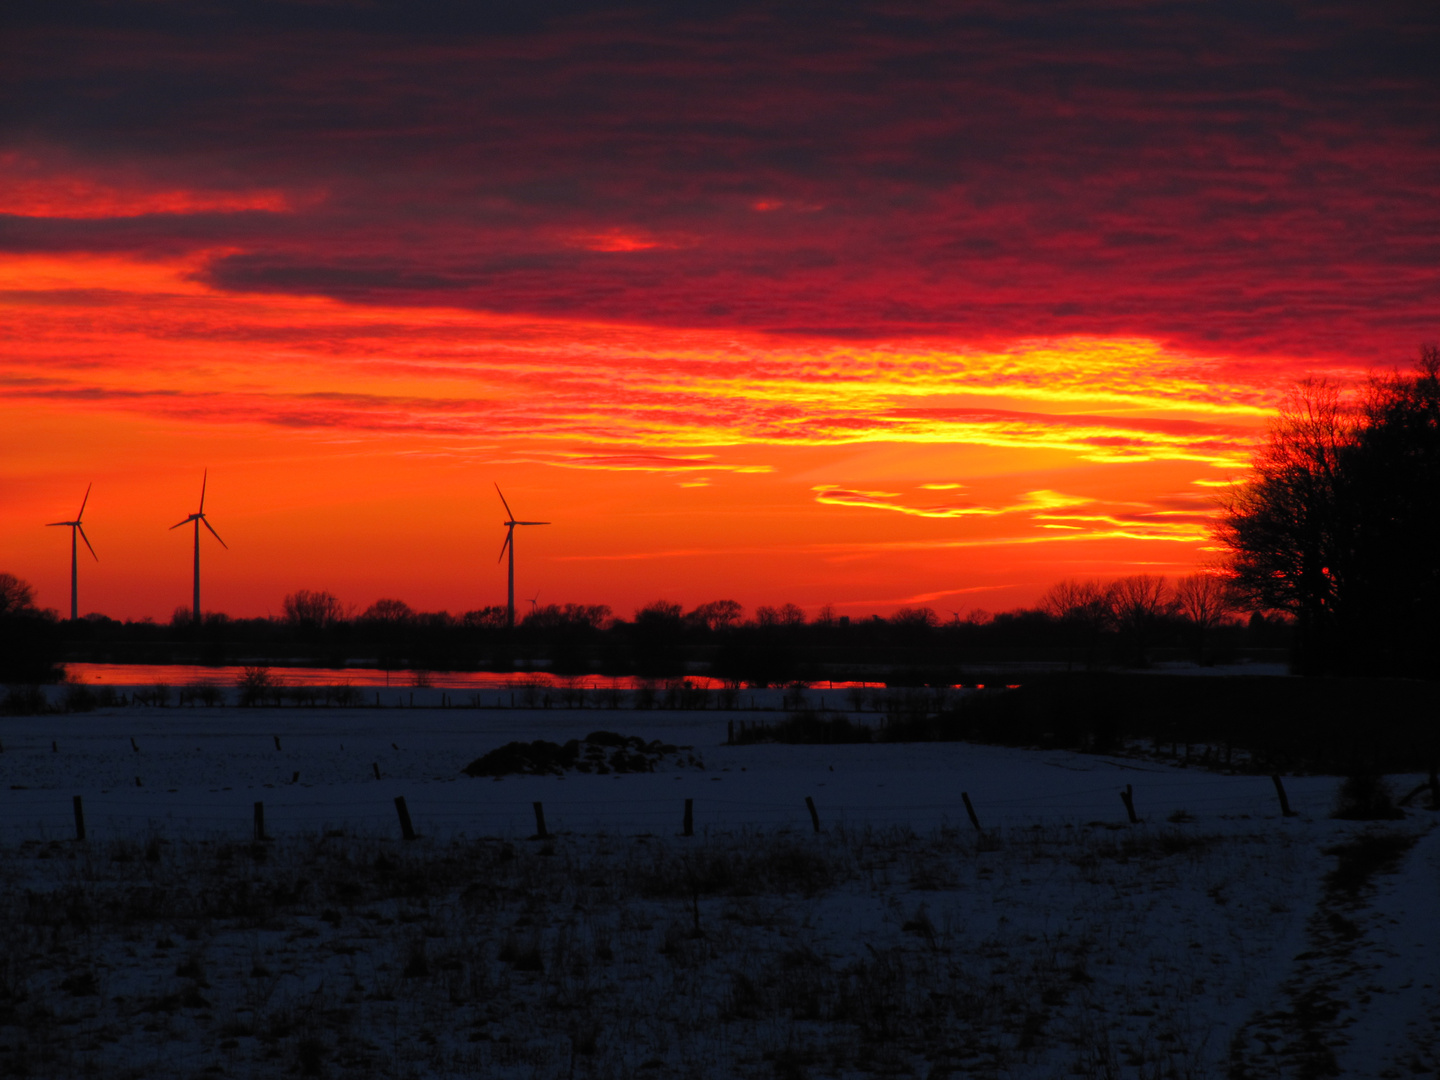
<box><xmin>495</xmin><ymin>483</ymin><xmax>548</xmax><ymax>629</ymax></box>
<box><xmin>46</xmin><ymin>483</ymin><xmax>97</xmax><ymax>621</ymax></box>
<box><xmin>170</xmin><ymin>469</ymin><xmax>227</xmax><ymax>625</ymax></box>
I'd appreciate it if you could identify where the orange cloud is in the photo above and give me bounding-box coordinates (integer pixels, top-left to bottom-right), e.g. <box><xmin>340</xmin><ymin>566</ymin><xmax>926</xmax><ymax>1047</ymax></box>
<box><xmin>500</xmin><ymin>452</ymin><xmax>772</xmax><ymax>474</ymax></box>
<box><xmin>812</xmin><ymin>485</ymin><xmax>1091</xmax><ymax>519</ymax></box>
<box><xmin>0</xmin><ymin>252</ymin><xmax>1273</xmax><ymax>620</ymax></box>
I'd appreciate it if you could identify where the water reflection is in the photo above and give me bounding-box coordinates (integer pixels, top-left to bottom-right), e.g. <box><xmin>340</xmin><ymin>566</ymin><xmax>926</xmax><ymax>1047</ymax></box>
<box><xmin>62</xmin><ymin>663</ymin><xmax>887</xmax><ymax>691</ymax></box>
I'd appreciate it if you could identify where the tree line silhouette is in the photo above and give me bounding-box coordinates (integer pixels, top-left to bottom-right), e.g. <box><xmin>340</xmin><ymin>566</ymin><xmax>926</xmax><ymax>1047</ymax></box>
<box><xmin>4</xmin><ymin>572</ymin><xmax>1287</xmax><ymax>684</ymax></box>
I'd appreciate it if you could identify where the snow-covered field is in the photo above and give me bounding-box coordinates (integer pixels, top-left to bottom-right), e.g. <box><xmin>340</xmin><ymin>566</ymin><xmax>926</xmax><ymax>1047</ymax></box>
<box><xmin>1</xmin><ymin>697</ymin><xmax>1435</xmax><ymax>1078</ymax></box>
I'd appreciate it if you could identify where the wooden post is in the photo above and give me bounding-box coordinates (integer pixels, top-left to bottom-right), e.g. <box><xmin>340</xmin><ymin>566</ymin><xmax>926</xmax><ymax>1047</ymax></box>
<box><xmin>53</xmin><ymin>741</ymin><xmax>58</xmax><ymax>753</ymax></box>
<box><xmin>273</xmin><ymin>735</ymin><xmax>281</xmax><ymax>750</ymax></box>
<box><xmin>409</xmin><ymin>691</ymin><xmax>414</xmax><ymax>707</ymax></box>
<box><xmin>372</xmin><ymin>762</ymin><xmax>381</xmax><ymax>780</ymax></box>
<box><xmin>130</xmin><ymin>737</ymin><xmax>139</xmax><ymax>753</ymax></box>
<box><xmin>1271</xmin><ymin>774</ymin><xmax>1297</xmax><ymax>817</ymax></box>
<box><xmin>375</xmin><ymin>691</ymin><xmax>380</xmax><ymax>707</ymax></box>
<box><xmin>134</xmin><ymin>776</ymin><xmax>142</xmax><ymax>787</ymax></box>
<box><xmin>253</xmin><ymin>801</ymin><xmax>267</xmax><ymax>841</ymax></box>
<box><xmin>394</xmin><ymin>796</ymin><xmax>416</xmax><ymax>841</ymax></box>
<box><xmin>533</xmin><ymin>801</ymin><xmax>548</xmax><ymax>839</ymax></box>
<box><xmin>1120</xmin><ymin>783</ymin><xmax>1139</xmax><ymax>824</ymax></box>
<box><xmin>961</xmin><ymin>791</ymin><xmax>982</xmax><ymax>832</ymax></box>
<box><xmin>727</xmin><ymin>719</ymin><xmax>733</xmax><ymax>744</ymax></box>
<box><xmin>73</xmin><ymin>795</ymin><xmax>85</xmax><ymax>841</ymax></box>
<box><xmin>805</xmin><ymin>795</ymin><xmax>821</xmax><ymax>833</ymax></box>
<box><xmin>291</xmin><ymin>771</ymin><xmax>300</xmax><ymax>784</ymax></box>
<box><xmin>683</xmin><ymin>798</ymin><xmax>694</xmax><ymax>837</ymax></box>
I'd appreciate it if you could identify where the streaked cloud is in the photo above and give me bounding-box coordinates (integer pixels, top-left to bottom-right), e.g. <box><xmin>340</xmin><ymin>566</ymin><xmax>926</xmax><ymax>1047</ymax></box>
<box><xmin>511</xmin><ymin>452</ymin><xmax>771</xmax><ymax>475</ymax></box>
<box><xmin>812</xmin><ymin>485</ymin><xmax>1090</xmax><ymax>519</ymax></box>
<box><xmin>3</xmin><ymin>1</ymin><xmax>1435</xmax><ymax>617</ymax></box>
<box><xmin>0</xmin><ymin>154</ymin><xmax>295</xmax><ymax>219</ymax></box>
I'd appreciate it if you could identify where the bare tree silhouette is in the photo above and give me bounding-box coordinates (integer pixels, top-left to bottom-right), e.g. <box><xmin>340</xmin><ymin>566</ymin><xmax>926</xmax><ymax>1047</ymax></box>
<box><xmin>685</xmin><ymin>599</ymin><xmax>744</xmax><ymax>631</ymax></box>
<box><xmin>1040</xmin><ymin>578</ymin><xmax>1115</xmax><ymax>668</ymax></box>
<box><xmin>283</xmin><ymin>589</ymin><xmax>346</xmax><ymax>630</ymax></box>
<box><xmin>1174</xmin><ymin>573</ymin><xmax>1239</xmax><ymax>665</ymax></box>
<box><xmin>1111</xmin><ymin>575</ymin><xmax>1174</xmax><ymax>667</ymax></box>
<box><xmin>1218</xmin><ymin>348</ymin><xmax>1440</xmax><ymax>676</ymax></box>
<box><xmin>0</xmin><ymin>572</ymin><xmax>36</xmax><ymax>616</ymax></box>
<box><xmin>362</xmin><ymin>598</ymin><xmax>415</xmax><ymax>624</ymax></box>
<box><xmin>0</xmin><ymin>573</ymin><xmax>61</xmax><ymax>683</ymax></box>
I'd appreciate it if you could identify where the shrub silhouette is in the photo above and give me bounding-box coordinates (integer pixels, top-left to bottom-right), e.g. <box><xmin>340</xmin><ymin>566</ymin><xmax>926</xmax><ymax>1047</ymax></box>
<box><xmin>1331</xmin><ymin>773</ymin><xmax>1404</xmax><ymax>820</ymax></box>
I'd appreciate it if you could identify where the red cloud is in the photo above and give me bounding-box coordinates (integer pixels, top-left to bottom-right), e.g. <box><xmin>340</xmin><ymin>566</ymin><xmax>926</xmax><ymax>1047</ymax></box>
<box><xmin>1</xmin><ymin>3</ymin><xmax>1435</xmax><ymax>364</ymax></box>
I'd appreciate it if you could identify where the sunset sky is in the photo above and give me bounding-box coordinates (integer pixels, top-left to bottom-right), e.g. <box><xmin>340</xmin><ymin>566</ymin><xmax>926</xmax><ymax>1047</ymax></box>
<box><xmin>3</xmin><ymin>2</ymin><xmax>1438</xmax><ymax>622</ymax></box>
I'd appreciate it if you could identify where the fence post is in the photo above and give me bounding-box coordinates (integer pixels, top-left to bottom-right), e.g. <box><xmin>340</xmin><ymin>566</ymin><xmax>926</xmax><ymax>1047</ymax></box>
<box><xmin>254</xmin><ymin>801</ymin><xmax>267</xmax><ymax>841</ymax></box>
<box><xmin>372</xmin><ymin>762</ymin><xmax>381</xmax><ymax>780</ymax></box>
<box><xmin>727</xmin><ymin>720</ymin><xmax>734</xmax><ymax>745</ymax></box>
<box><xmin>1271</xmin><ymin>774</ymin><xmax>1297</xmax><ymax>817</ymax></box>
<box><xmin>1120</xmin><ymin>783</ymin><xmax>1139</xmax><ymax>824</ymax></box>
<box><xmin>274</xmin><ymin>735</ymin><xmax>281</xmax><ymax>750</ymax></box>
<box><xmin>73</xmin><ymin>795</ymin><xmax>86</xmax><ymax>841</ymax></box>
<box><xmin>394</xmin><ymin>796</ymin><xmax>416</xmax><ymax>841</ymax></box>
<box><xmin>805</xmin><ymin>795</ymin><xmax>821</xmax><ymax>833</ymax></box>
<box><xmin>533</xmin><ymin>801</ymin><xmax>548</xmax><ymax>839</ymax></box>
<box><xmin>961</xmin><ymin>791</ymin><xmax>982</xmax><ymax>832</ymax></box>
<box><xmin>683</xmin><ymin>798</ymin><xmax>694</xmax><ymax>837</ymax></box>
<box><xmin>131</xmin><ymin>737</ymin><xmax>139</xmax><ymax>753</ymax></box>
<box><xmin>291</xmin><ymin>771</ymin><xmax>300</xmax><ymax>784</ymax></box>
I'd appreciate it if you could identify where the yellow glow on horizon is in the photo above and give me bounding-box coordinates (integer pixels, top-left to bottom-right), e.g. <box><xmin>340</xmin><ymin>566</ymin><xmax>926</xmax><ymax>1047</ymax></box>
<box><xmin>0</xmin><ymin>246</ymin><xmax>1288</xmax><ymax>618</ymax></box>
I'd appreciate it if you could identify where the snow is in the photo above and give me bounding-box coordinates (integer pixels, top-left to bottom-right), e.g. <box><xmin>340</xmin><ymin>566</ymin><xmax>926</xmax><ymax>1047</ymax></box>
<box><xmin>1</xmin><ymin>694</ymin><xmax>1434</xmax><ymax>1078</ymax></box>
<box><xmin>1330</xmin><ymin>826</ymin><xmax>1440</xmax><ymax>1076</ymax></box>
<box><xmin>0</xmin><ymin>701</ymin><xmax>1349</xmax><ymax>840</ymax></box>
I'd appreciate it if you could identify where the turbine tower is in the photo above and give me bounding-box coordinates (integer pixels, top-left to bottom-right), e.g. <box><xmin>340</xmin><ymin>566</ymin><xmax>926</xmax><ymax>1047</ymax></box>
<box><xmin>46</xmin><ymin>483</ymin><xmax>97</xmax><ymax>621</ymax></box>
<box><xmin>495</xmin><ymin>483</ymin><xmax>548</xmax><ymax>629</ymax></box>
<box><xmin>170</xmin><ymin>469</ymin><xmax>228</xmax><ymax>625</ymax></box>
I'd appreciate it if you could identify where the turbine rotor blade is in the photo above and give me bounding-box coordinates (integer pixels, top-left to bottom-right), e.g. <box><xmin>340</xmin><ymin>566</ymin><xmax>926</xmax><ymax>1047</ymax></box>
<box><xmin>515</xmin><ymin>521</ymin><xmax>550</xmax><ymax>525</ymax></box>
<box><xmin>199</xmin><ymin>468</ymin><xmax>208</xmax><ymax>513</ymax></box>
<box><xmin>78</xmin><ymin>524</ymin><xmax>98</xmax><ymax>561</ymax></box>
<box><xmin>46</xmin><ymin>520</ymin><xmax>73</xmax><ymax>527</ymax></box>
<box><xmin>201</xmin><ymin>516</ymin><xmax>228</xmax><ymax>549</ymax></box>
<box><xmin>170</xmin><ymin>516</ymin><xmax>194</xmax><ymax>530</ymax></box>
<box><xmin>497</xmin><ymin>527</ymin><xmax>513</xmax><ymax>563</ymax></box>
<box><xmin>77</xmin><ymin>482</ymin><xmax>92</xmax><ymax>520</ymax></box>
<box><xmin>493</xmin><ymin>482</ymin><xmax>515</xmax><ymax>520</ymax></box>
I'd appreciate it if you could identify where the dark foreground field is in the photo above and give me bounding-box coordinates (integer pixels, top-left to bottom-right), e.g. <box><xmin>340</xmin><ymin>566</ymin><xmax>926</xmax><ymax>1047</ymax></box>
<box><xmin>2</xmin><ymin>817</ymin><xmax>1436</xmax><ymax>1079</ymax></box>
<box><xmin>1</xmin><ymin>700</ymin><xmax>1437</xmax><ymax>1078</ymax></box>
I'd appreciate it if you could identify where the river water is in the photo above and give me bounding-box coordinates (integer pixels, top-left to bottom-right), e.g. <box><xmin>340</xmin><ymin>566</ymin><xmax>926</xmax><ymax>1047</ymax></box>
<box><xmin>60</xmin><ymin>663</ymin><xmax>887</xmax><ymax>691</ymax></box>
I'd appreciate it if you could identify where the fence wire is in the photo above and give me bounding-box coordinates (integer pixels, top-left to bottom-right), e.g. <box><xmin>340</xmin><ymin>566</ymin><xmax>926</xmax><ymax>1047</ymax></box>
<box><xmin>0</xmin><ymin>772</ymin><xmax>1358</xmax><ymax>844</ymax></box>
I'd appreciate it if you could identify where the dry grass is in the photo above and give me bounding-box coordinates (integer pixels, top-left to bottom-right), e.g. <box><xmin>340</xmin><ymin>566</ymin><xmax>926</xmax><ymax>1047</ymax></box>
<box><xmin>0</xmin><ymin>821</ymin><xmax>1315</xmax><ymax>1079</ymax></box>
